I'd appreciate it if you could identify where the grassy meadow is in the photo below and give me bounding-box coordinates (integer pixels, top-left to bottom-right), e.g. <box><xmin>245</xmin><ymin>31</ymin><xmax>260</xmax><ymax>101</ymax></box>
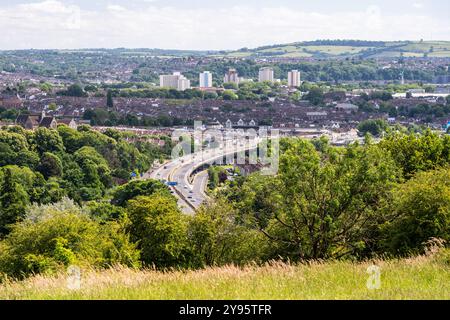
<box><xmin>1</xmin><ymin>250</ymin><xmax>449</xmax><ymax>300</ymax></box>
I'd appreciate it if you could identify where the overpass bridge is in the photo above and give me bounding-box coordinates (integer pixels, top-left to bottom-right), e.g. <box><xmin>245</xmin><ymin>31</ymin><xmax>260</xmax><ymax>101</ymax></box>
<box><xmin>145</xmin><ymin>137</ymin><xmax>261</xmax><ymax>214</ymax></box>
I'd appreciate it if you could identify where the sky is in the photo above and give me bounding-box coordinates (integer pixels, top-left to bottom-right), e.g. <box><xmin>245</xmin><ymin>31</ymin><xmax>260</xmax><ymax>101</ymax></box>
<box><xmin>0</xmin><ymin>0</ymin><xmax>449</xmax><ymax>50</ymax></box>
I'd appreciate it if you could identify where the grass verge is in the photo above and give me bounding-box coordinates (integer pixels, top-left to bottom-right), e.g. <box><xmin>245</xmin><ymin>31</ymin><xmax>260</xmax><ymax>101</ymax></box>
<box><xmin>1</xmin><ymin>251</ymin><xmax>449</xmax><ymax>300</ymax></box>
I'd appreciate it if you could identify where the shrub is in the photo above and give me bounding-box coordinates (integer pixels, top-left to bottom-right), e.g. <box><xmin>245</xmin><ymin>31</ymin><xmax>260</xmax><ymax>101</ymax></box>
<box><xmin>126</xmin><ymin>195</ymin><xmax>189</xmax><ymax>268</ymax></box>
<box><xmin>382</xmin><ymin>168</ymin><xmax>450</xmax><ymax>255</ymax></box>
<box><xmin>112</xmin><ymin>179</ymin><xmax>170</xmax><ymax>206</ymax></box>
<box><xmin>0</xmin><ymin>201</ymin><xmax>140</xmax><ymax>279</ymax></box>
<box><xmin>188</xmin><ymin>199</ymin><xmax>269</xmax><ymax>267</ymax></box>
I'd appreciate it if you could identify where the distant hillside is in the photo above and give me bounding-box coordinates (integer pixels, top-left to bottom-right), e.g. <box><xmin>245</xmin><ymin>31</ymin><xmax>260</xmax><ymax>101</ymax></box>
<box><xmin>220</xmin><ymin>40</ymin><xmax>450</xmax><ymax>59</ymax></box>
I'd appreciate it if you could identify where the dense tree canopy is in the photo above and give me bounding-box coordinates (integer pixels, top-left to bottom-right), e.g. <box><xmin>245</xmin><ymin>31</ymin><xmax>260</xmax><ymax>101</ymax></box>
<box><xmin>0</xmin><ymin>125</ymin><xmax>171</xmax><ymax>236</ymax></box>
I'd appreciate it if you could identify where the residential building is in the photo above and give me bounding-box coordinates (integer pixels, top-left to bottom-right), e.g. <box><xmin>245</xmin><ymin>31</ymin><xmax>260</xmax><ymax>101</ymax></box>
<box><xmin>306</xmin><ymin>112</ymin><xmax>328</xmax><ymax>121</ymax></box>
<box><xmin>199</xmin><ymin>71</ymin><xmax>213</xmax><ymax>88</ymax></box>
<box><xmin>336</xmin><ymin>103</ymin><xmax>359</xmax><ymax>113</ymax></box>
<box><xmin>224</xmin><ymin>69</ymin><xmax>240</xmax><ymax>85</ymax></box>
<box><xmin>0</xmin><ymin>93</ymin><xmax>23</xmax><ymax>108</ymax></box>
<box><xmin>16</xmin><ymin>111</ymin><xmax>58</xmax><ymax>130</ymax></box>
<box><xmin>160</xmin><ymin>72</ymin><xmax>191</xmax><ymax>91</ymax></box>
<box><xmin>40</xmin><ymin>116</ymin><xmax>58</xmax><ymax>129</ymax></box>
<box><xmin>259</xmin><ymin>67</ymin><xmax>274</xmax><ymax>82</ymax></box>
<box><xmin>58</xmin><ymin>118</ymin><xmax>78</xmax><ymax>129</ymax></box>
<box><xmin>288</xmin><ymin>70</ymin><xmax>301</xmax><ymax>87</ymax></box>
<box><xmin>435</xmin><ymin>86</ymin><xmax>450</xmax><ymax>94</ymax></box>
<box><xmin>206</xmin><ymin>120</ymin><xmax>222</xmax><ymax>129</ymax></box>
<box><xmin>16</xmin><ymin>114</ymin><xmax>40</xmax><ymax>130</ymax></box>
<box><xmin>407</xmin><ymin>88</ymin><xmax>426</xmax><ymax>94</ymax></box>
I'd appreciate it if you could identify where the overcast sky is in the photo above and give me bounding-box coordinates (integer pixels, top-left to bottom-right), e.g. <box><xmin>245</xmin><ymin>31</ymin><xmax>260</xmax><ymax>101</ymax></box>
<box><xmin>0</xmin><ymin>0</ymin><xmax>449</xmax><ymax>50</ymax></box>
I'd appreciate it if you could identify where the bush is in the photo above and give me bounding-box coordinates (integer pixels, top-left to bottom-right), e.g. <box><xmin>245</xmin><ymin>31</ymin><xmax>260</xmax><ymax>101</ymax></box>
<box><xmin>112</xmin><ymin>179</ymin><xmax>170</xmax><ymax>206</ymax></box>
<box><xmin>382</xmin><ymin>168</ymin><xmax>450</xmax><ymax>255</ymax></box>
<box><xmin>357</xmin><ymin>119</ymin><xmax>388</xmax><ymax>137</ymax></box>
<box><xmin>0</xmin><ymin>201</ymin><xmax>140</xmax><ymax>279</ymax></box>
<box><xmin>188</xmin><ymin>199</ymin><xmax>269</xmax><ymax>267</ymax></box>
<box><xmin>126</xmin><ymin>195</ymin><xmax>189</xmax><ymax>268</ymax></box>
<box><xmin>87</xmin><ymin>201</ymin><xmax>127</xmax><ymax>222</ymax></box>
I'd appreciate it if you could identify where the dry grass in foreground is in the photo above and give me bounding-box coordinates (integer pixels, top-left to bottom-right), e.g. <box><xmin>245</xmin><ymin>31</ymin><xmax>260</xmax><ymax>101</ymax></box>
<box><xmin>1</xmin><ymin>251</ymin><xmax>449</xmax><ymax>300</ymax></box>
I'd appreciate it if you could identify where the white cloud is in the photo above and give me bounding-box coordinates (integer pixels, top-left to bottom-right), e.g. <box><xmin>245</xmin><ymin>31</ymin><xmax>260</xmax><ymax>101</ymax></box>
<box><xmin>17</xmin><ymin>0</ymin><xmax>73</xmax><ymax>13</ymax></box>
<box><xmin>413</xmin><ymin>3</ymin><xmax>424</xmax><ymax>9</ymax></box>
<box><xmin>107</xmin><ymin>4</ymin><xmax>126</xmax><ymax>12</ymax></box>
<box><xmin>0</xmin><ymin>1</ymin><xmax>448</xmax><ymax>50</ymax></box>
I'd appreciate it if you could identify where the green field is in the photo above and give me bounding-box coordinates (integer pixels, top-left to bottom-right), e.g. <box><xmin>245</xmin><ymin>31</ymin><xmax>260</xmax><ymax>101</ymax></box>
<box><xmin>1</xmin><ymin>250</ymin><xmax>449</xmax><ymax>300</ymax></box>
<box><xmin>223</xmin><ymin>41</ymin><xmax>450</xmax><ymax>59</ymax></box>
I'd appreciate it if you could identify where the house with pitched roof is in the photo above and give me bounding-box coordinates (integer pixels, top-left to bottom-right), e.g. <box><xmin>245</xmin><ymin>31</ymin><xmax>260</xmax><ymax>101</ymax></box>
<box><xmin>15</xmin><ymin>111</ymin><xmax>58</xmax><ymax>130</ymax></box>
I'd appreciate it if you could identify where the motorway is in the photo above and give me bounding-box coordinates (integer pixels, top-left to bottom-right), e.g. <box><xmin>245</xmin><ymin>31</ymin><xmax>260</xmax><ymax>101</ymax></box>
<box><xmin>143</xmin><ymin>129</ymin><xmax>363</xmax><ymax>214</ymax></box>
<box><xmin>145</xmin><ymin>137</ymin><xmax>260</xmax><ymax>214</ymax></box>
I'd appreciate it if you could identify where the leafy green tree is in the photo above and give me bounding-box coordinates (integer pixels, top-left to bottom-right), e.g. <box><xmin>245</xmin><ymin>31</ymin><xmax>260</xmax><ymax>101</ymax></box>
<box><xmin>126</xmin><ymin>195</ymin><xmax>189</xmax><ymax>268</ymax></box>
<box><xmin>207</xmin><ymin>167</ymin><xmax>220</xmax><ymax>190</ymax></box>
<box><xmin>223</xmin><ymin>82</ymin><xmax>238</xmax><ymax>90</ymax></box>
<box><xmin>0</xmin><ymin>165</ymin><xmax>47</xmax><ymax>203</ymax></box>
<box><xmin>0</xmin><ymin>143</ymin><xmax>17</xmax><ymax>167</ymax></box>
<box><xmin>37</xmin><ymin>152</ymin><xmax>63</xmax><ymax>179</ymax></box>
<box><xmin>303</xmin><ymin>87</ymin><xmax>324</xmax><ymax>106</ymax></box>
<box><xmin>84</xmin><ymin>84</ymin><xmax>98</xmax><ymax>92</ymax></box>
<box><xmin>39</xmin><ymin>82</ymin><xmax>53</xmax><ymax>93</ymax></box>
<box><xmin>369</xmin><ymin>91</ymin><xmax>393</xmax><ymax>101</ymax></box>
<box><xmin>115</xmin><ymin>141</ymin><xmax>151</xmax><ymax>178</ymax></box>
<box><xmin>357</xmin><ymin>119</ymin><xmax>388</xmax><ymax>137</ymax></box>
<box><xmin>0</xmin><ymin>131</ymin><xmax>29</xmax><ymax>153</ymax></box>
<box><xmin>40</xmin><ymin>178</ymin><xmax>65</xmax><ymax>204</ymax></box>
<box><xmin>225</xmin><ymin>173</ymin><xmax>281</xmax><ymax>229</ymax></box>
<box><xmin>63</xmin><ymin>84</ymin><xmax>86</xmax><ymax>97</ymax></box>
<box><xmin>382</xmin><ymin>168</ymin><xmax>450</xmax><ymax>255</ymax></box>
<box><xmin>112</xmin><ymin>179</ymin><xmax>170</xmax><ymax>206</ymax></box>
<box><xmin>15</xmin><ymin>150</ymin><xmax>40</xmax><ymax>169</ymax></box>
<box><xmin>103</xmin><ymin>128</ymin><xmax>122</xmax><ymax>142</ymax></box>
<box><xmin>0</xmin><ymin>201</ymin><xmax>140</xmax><ymax>279</ymax></box>
<box><xmin>73</xmin><ymin>147</ymin><xmax>111</xmax><ymax>200</ymax></box>
<box><xmin>33</xmin><ymin>128</ymin><xmax>65</xmax><ymax>155</ymax></box>
<box><xmin>222</xmin><ymin>90</ymin><xmax>239</xmax><ymax>101</ymax></box>
<box><xmin>0</xmin><ymin>168</ymin><xmax>30</xmax><ymax>236</ymax></box>
<box><xmin>380</xmin><ymin>131</ymin><xmax>450</xmax><ymax>178</ymax></box>
<box><xmin>204</xmin><ymin>92</ymin><xmax>218</xmax><ymax>99</ymax></box>
<box><xmin>87</xmin><ymin>201</ymin><xmax>127</xmax><ymax>222</ymax></box>
<box><xmin>240</xmin><ymin>139</ymin><xmax>400</xmax><ymax>260</ymax></box>
<box><xmin>188</xmin><ymin>199</ymin><xmax>268</xmax><ymax>267</ymax></box>
<box><xmin>48</xmin><ymin>103</ymin><xmax>57</xmax><ymax>112</ymax></box>
<box><xmin>57</xmin><ymin>125</ymin><xmax>82</xmax><ymax>153</ymax></box>
<box><xmin>107</xmin><ymin>90</ymin><xmax>114</xmax><ymax>109</ymax></box>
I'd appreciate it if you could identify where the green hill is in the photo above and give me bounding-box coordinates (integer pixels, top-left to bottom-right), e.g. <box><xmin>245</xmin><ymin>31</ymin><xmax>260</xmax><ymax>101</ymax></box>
<box><xmin>221</xmin><ymin>40</ymin><xmax>450</xmax><ymax>59</ymax></box>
